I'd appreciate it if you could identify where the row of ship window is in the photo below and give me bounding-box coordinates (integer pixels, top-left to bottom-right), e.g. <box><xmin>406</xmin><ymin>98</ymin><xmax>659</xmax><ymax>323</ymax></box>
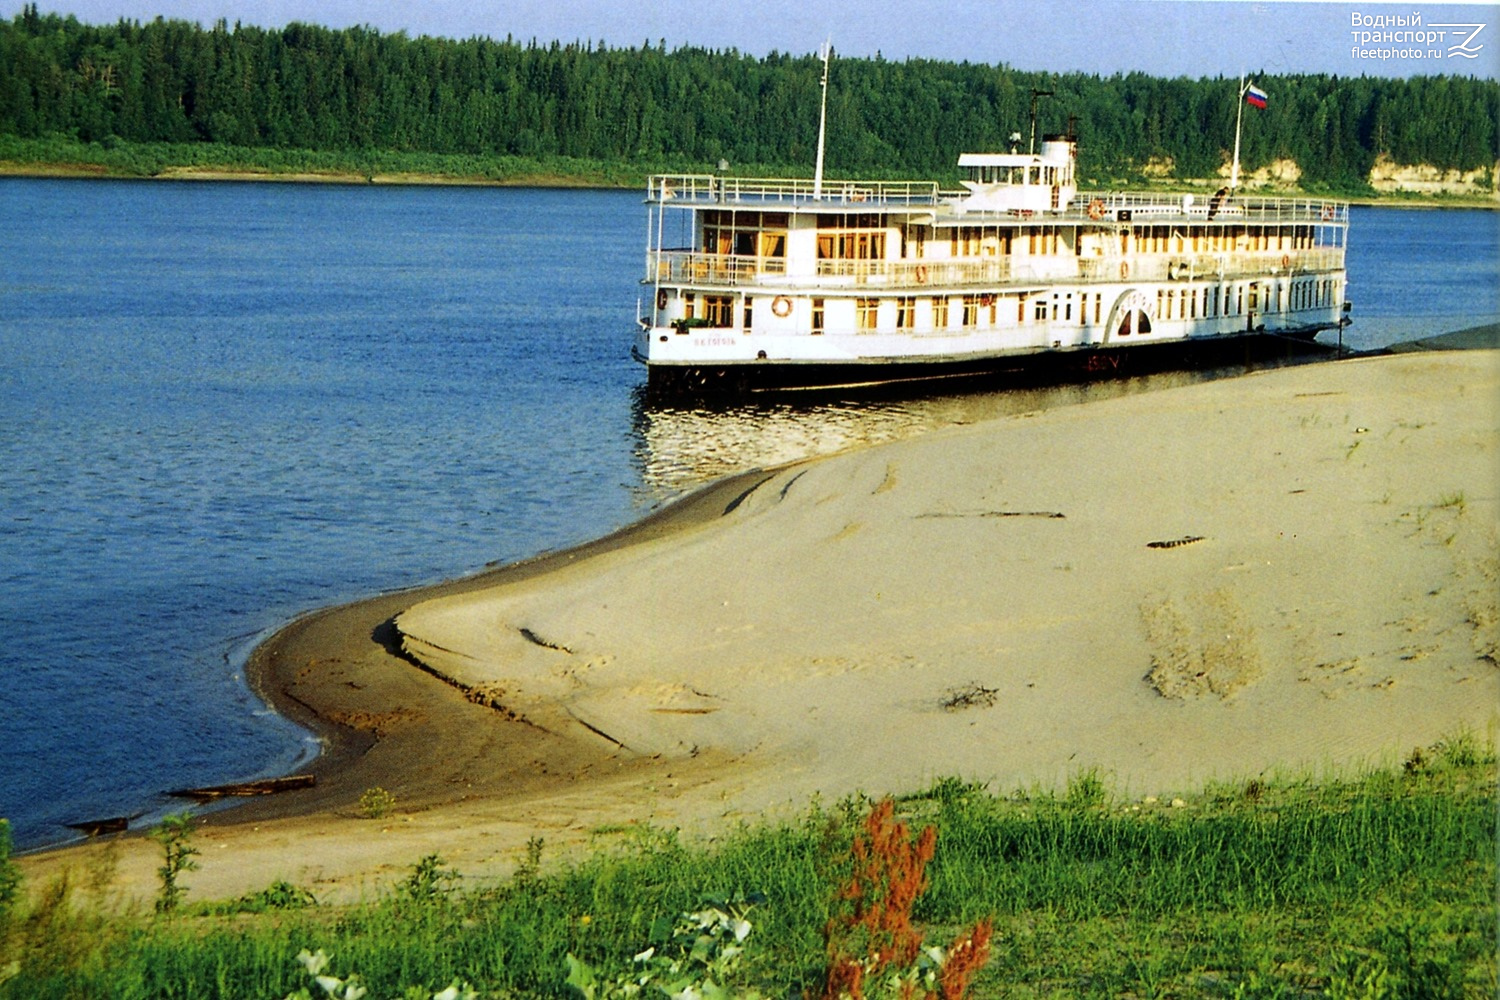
<box><xmin>698</xmin><ymin>220</ymin><xmax>1325</xmax><ymax>262</ymax></box>
<box><xmin>678</xmin><ymin>277</ymin><xmax>1339</xmax><ymax>332</ymax></box>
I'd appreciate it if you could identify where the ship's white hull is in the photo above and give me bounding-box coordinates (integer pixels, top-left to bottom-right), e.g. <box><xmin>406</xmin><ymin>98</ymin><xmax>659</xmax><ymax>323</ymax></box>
<box><xmin>638</xmin><ymin>281</ymin><xmax>1344</xmax><ymax>393</ymax></box>
<box><xmin>639</xmin><ymin>295</ymin><xmax>1343</xmax><ymax>363</ymax></box>
<box><xmin>636</xmin><ymin>326</ymin><xmax>1337</xmax><ymax>395</ymax></box>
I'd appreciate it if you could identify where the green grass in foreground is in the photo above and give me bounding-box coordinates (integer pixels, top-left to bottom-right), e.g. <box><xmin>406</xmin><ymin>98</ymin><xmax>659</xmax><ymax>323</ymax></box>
<box><xmin>0</xmin><ymin>733</ymin><xmax>1495</xmax><ymax>999</ymax></box>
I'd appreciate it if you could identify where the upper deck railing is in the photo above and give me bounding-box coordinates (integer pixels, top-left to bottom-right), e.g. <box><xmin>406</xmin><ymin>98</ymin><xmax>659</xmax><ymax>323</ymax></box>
<box><xmin>1071</xmin><ymin>191</ymin><xmax>1349</xmax><ymax>226</ymax></box>
<box><xmin>650</xmin><ymin>174</ymin><xmax>943</xmax><ymax>208</ymax></box>
<box><xmin>647</xmin><ymin>174</ymin><xmax>1348</xmax><ymax>226</ymax></box>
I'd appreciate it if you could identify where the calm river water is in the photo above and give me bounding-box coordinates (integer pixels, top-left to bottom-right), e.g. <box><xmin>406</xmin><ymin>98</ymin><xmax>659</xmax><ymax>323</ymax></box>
<box><xmin>1</xmin><ymin>180</ymin><xmax>1495</xmax><ymax>849</ymax></box>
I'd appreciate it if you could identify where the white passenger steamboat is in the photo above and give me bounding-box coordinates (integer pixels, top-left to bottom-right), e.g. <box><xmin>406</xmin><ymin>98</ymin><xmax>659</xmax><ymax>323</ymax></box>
<box><xmin>635</xmin><ymin>75</ymin><xmax>1349</xmax><ymax>394</ymax></box>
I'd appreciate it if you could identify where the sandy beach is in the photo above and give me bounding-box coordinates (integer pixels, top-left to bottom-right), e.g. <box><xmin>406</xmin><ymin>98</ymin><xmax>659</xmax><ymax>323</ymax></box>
<box><xmin>19</xmin><ymin>347</ymin><xmax>1499</xmax><ymax>906</ymax></box>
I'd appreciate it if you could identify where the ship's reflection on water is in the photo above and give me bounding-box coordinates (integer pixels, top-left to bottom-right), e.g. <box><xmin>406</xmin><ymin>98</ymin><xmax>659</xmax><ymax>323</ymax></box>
<box><xmin>629</xmin><ymin>349</ymin><xmax>1337</xmax><ymax>504</ymax></box>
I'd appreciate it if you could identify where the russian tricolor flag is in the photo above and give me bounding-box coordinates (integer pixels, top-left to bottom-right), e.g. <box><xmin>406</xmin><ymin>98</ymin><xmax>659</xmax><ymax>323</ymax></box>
<box><xmin>1245</xmin><ymin>84</ymin><xmax>1268</xmax><ymax>109</ymax></box>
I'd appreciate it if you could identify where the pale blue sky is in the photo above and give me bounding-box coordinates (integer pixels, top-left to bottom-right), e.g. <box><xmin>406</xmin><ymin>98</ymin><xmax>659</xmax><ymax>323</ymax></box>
<box><xmin>5</xmin><ymin>0</ymin><xmax>1498</xmax><ymax>79</ymax></box>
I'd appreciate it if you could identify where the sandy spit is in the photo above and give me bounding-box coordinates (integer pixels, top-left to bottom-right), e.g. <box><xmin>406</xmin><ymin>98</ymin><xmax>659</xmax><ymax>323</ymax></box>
<box><xmin>19</xmin><ymin>350</ymin><xmax>1499</xmax><ymax>905</ymax></box>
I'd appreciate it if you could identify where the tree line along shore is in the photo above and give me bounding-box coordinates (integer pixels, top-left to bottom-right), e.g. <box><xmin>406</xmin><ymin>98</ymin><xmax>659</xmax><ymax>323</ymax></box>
<box><xmin>2</xmin><ymin>5</ymin><xmax>1498</xmax><ymax>199</ymax></box>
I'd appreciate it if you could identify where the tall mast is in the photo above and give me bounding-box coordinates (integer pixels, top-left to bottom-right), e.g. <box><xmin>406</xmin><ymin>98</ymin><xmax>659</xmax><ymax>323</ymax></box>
<box><xmin>813</xmin><ymin>39</ymin><xmax>830</xmax><ymax>199</ymax></box>
<box><xmin>1230</xmin><ymin>74</ymin><xmax>1246</xmax><ymax>190</ymax></box>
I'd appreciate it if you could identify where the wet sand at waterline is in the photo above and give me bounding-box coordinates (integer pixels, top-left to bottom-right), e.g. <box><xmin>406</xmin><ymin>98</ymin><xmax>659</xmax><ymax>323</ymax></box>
<box><xmin>20</xmin><ymin>349</ymin><xmax>1499</xmax><ymax>905</ymax></box>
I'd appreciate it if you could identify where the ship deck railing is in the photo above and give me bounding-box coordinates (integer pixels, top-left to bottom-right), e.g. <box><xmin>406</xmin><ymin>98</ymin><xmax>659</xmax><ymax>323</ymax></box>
<box><xmin>650</xmin><ymin>174</ymin><xmax>943</xmax><ymax>207</ymax></box>
<box><xmin>1070</xmin><ymin>191</ymin><xmax>1349</xmax><ymax>225</ymax></box>
<box><xmin>647</xmin><ymin>247</ymin><xmax>1346</xmax><ymax>291</ymax></box>
<box><xmin>648</xmin><ymin>174</ymin><xmax>1348</xmax><ymax>225</ymax></box>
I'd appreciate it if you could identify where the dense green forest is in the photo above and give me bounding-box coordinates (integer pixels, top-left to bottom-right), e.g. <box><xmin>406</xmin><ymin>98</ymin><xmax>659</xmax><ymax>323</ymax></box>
<box><xmin>2</xmin><ymin>3</ymin><xmax>1497</xmax><ymax>190</ymax></box>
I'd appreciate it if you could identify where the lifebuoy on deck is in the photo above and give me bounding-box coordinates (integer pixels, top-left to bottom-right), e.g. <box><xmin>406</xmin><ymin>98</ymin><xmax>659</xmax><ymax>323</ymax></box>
<box><xmin>915</xmin><ymin>265</ymin><xmax>929</xmax><ymax>284</ymax></box>
<box><xmin>1087</xmin><ymin>198</ymin><xmax>1105</xmax><ymax>220</ymax></box>
<box><xmin>1281</xmin><ymin>254</ymin><xmax>1290</xmax><ymax>268</ymax></box>
<box><xmin>656</xmin><ymin>289</ymin><xmax>668</xmax><ymax>310</ymax></box>
<box><xmin>771</xmin><ymin>295</ymin><xmax>793</xmax><ymax>318</ymax></box>
<box><xmin>1119</xmin><ymin>261</ymin><xmax>1129</xmax><ymax>280</ymax></box>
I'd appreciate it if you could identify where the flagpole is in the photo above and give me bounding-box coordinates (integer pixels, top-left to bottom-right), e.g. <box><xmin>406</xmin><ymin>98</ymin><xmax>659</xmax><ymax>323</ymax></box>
<box><xmin>1231</xmin><ymin>74</ymin><xmax>1246</xmax><ymax>190</ymax></box>
<box><xmin>813</xmin><ymin>38</ymin><xmax>830</xmax><ymax>200</ymax></box>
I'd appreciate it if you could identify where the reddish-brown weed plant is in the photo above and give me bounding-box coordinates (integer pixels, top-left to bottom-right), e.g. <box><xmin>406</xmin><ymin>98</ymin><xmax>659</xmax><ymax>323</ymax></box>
<box><xmin>936</xmin><ymin>919</ymin><xmax>994</xmax><ymax>1000</ymax></box>
<box><xmin>819</xmin><ymin>799</ymin><xmax>993</xmax><ymax>1000</ymax></box>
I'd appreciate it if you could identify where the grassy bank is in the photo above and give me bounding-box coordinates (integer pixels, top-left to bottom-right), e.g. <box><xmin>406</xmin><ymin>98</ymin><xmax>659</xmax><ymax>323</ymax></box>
<box><xmin>3</xmin><ymin>135</ymin><xmax>1496</xmax><ymax>207</ymax></box>
<box><xmin>0</xmin><ymin>135</ymin><xmax>964</xmax><ymax>189</ymax></box>
<box><xmin>0</xmin><ymin>135</ymin><xmax>684</xmax><ymax>188</ymax></box>
<box><xmin>1</xmin><ymin>733</ymin><xmax>1494</xmax><ymax>999</ymax></box>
